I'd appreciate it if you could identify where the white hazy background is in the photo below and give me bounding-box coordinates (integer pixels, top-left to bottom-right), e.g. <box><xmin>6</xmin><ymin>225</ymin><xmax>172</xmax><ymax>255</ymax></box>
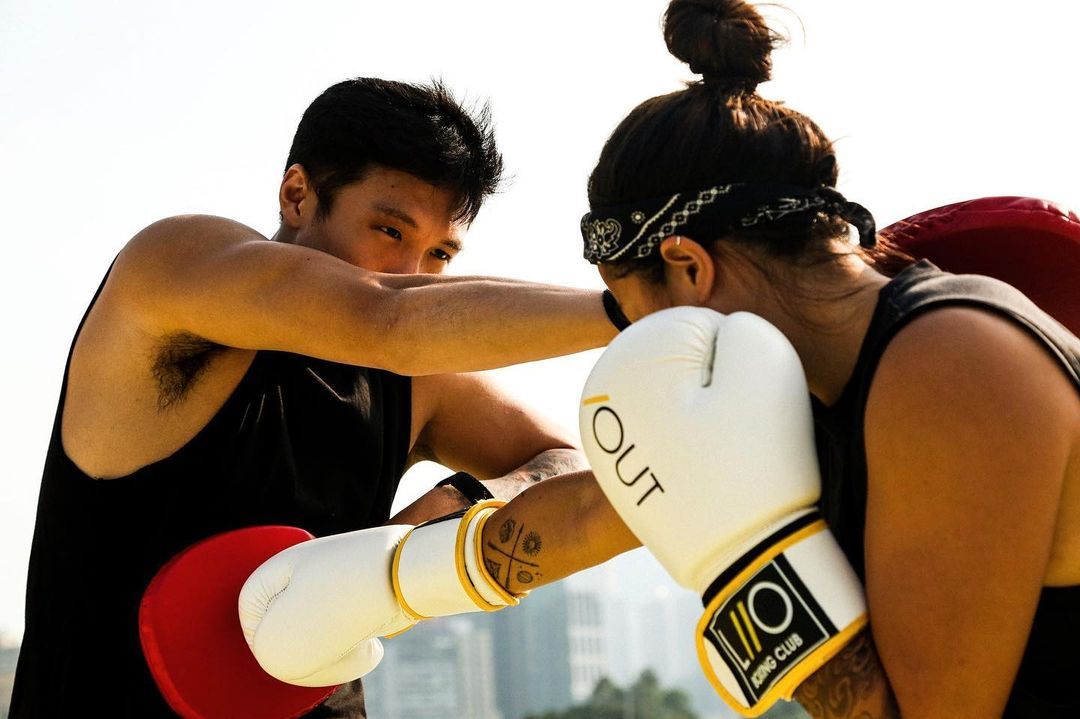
<box><xmin>2</xmin><ymin>0</ymin><xmax>1079</xmax><ymax>643</ymax></box>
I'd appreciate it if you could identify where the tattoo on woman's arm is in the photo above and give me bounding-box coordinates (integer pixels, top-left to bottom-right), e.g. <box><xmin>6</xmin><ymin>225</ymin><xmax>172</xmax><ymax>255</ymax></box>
<box><xmin>794</xmin><ymin>629</ymin><xmax>899</xmax><ymax>719</ymax></box>
<box><xmin>485</xmin><ymin>516</ymin><xmax>543</xmax><ymax>592</ymax></box>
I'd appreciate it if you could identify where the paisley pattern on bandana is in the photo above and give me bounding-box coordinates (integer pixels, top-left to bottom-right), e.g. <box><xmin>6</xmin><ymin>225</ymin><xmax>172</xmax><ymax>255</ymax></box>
<box><xmin>580</xmin><ymin>217</ymin><xmax>623</xmax><ymax>261</ymax></box>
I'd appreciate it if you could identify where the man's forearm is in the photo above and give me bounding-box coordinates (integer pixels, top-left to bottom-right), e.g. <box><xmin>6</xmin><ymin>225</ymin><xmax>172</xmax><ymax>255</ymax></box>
<box><xmin>480</xmin><ymin>448</ymin><xmax>587</xmax><ymax>500</ymax></box>
<box><xmin>380</xmin><ymin>280</ymin><xmax>617</xmax><ymax>375</ymax></box>
<box><xmin>118</xmin><ymin>220</ymin><xmax>618</xmax><ymax>379</ymax></box>
<box><xmin>387</xmin><ymin>449</ymin><xmax>586</xmax><ymax>526</ymax></box>
<box><xmin>794</xmin><ymin>628</ymin><xmax>900</xmax><ymax>719</ymax></box>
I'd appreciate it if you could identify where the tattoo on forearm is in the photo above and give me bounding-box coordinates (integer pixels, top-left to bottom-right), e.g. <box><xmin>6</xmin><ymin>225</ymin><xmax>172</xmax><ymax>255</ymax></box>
<box><xmin>521</xmin><ymin>531</ymin><xmax>541</xmax><ymax>556</ymax></box>
<box><xmin>506</xmin><ymin>448</ymin><xmax>588</xmax><ymax>485</ymax></box>
<box><xmin>485</xmin><ymin>516</ymin><xmax>543</xmax><ymax>591</ymax></box>
<box><xmin>794</xmin><ymin>629</ymin><xmax>899</xmax><ymax>719</ymax></box>
<box><xmin>484</xmin><ymin>558</ymin><xmax>502</xmax><ymax>582</ymax></box>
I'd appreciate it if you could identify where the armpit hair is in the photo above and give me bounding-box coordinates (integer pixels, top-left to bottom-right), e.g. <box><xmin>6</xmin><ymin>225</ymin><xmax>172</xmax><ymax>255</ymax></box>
<box><xmin>151</xmin><ymin>332</ymin><xmax>224</xmax><ymax>410</ymax></box>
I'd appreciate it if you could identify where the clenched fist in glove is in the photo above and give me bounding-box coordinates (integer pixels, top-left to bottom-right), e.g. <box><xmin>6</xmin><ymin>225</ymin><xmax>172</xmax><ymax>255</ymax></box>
<box><xmin>580</xmin><ymin>307</ymin><xmax>866</xmax><ymax>717</ymax></box>
<box><xmin>239</xmin><ymin>500</ymin><xmax>520</xmax><ymax>687</ymax></box>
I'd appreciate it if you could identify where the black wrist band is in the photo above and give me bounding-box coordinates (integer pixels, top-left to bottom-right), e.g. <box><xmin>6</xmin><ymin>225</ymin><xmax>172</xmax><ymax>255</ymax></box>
<box><xmin>602</xmin><ymin>290</ymin><xmax>631</xmax><ymax>331</ymax></box>
<box><xmin>435</xmin><ymin>472</ymin><xmax>494</xmax><ymax>505</ymax></box>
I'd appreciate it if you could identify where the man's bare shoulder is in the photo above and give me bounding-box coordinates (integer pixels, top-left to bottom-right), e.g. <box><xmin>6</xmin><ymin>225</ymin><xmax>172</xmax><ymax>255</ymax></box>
<box><xmin>63</xmin><ymin>215</ymin><xmax>267</xmax><ymax>477</ymax></box>
<box><xmin>101</xmin><ymin>215</ymin><xmax>275</xmax><ymax>335</ymax></box>
<box><xmin>119</xmin><ymin>214</ymin><xmax>268</xmax><ymax>268</ymax></box>
<box><xmin>137</xmin><ymin>213</ymin><xmax>264</xmax><ymax>238</ymax></box>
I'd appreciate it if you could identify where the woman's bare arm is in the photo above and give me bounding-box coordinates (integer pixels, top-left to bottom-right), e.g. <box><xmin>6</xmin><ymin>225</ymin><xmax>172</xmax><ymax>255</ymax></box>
<box><xmin>479</xmin><ymin>470</ymin><xmax>641</xmax><ymax>593</ymax></box>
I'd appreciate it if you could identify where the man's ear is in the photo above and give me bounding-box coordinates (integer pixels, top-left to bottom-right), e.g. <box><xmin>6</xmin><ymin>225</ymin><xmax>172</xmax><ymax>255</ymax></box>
<box><xmin>659</xmin><ymin>236</ymin><xmax>716</xmax><ymax>305</ymax></box>
<box><xmin>279</xmin><ymin>164</ymin><xmax>316</xmax><ymax>229</ymax></box>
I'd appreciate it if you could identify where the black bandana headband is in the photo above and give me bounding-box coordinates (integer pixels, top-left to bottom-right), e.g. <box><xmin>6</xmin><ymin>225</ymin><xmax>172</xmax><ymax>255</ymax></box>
<box><xmin>581</xmin><ymin>183</ymin><xmax>876</xmax><ymax>264</ymax></box>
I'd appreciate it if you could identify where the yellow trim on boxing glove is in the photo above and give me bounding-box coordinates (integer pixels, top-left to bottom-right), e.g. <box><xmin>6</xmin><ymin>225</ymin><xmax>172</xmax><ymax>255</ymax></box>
<box><xmin>391</xmin><ymin>527</ymin><xmax>427</xmax><ymax>622</ymax></box>
<box><xmin>383</xmin><ymin>624</ymin><xmax>415</xmax><ymax>640</ymax></box>
<box><xmin>694</xmin><ymin>520</ymin><xmax>868</xmax><ymax>717</ymax></box>
<box><xmin>470</xmin><ymin>505</ymin><xmax>524</xmax><ymax>607</ymax></box>
<box><xmin>391</xmin><ymin>499</ymin><xmax>527</xmax><ymax>619</ymax></box>
<box><xmin>453</xmin><ymin>500</ymin><xmax>510</xmax><ymax>612</ymax></box>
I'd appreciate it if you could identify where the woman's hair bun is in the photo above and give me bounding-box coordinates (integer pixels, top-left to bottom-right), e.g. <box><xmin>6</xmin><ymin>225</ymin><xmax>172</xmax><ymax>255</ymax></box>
<box><xmin>663</xmin><ymin>0</ymin><xmax>779</xmax><ymax>92</ymax></box>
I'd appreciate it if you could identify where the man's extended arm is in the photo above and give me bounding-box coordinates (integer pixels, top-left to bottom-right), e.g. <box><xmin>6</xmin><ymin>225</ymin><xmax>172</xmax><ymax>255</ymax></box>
<box><xmin>111</xmin><ymin>215</ymin><xmax>615</xmax><ymax>377</ymax></box>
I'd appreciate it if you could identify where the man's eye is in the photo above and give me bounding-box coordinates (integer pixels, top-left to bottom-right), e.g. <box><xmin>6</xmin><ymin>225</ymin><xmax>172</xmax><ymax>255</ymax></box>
<box><xmin>379</xmin><ymin>226</ymin><xmax>403</xmax><ymax>240</ymax></box>
<box><xmin>431</xmin><ymin>249</ymin><xmax>452</xmax><ymax>262</ymax></box>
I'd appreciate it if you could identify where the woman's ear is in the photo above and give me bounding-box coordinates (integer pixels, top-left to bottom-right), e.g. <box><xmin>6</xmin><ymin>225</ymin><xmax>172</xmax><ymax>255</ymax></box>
<box><xmin>659</xmin><ymin>235</ymin><xmax>717</xmax><ymax>305</ymax></box>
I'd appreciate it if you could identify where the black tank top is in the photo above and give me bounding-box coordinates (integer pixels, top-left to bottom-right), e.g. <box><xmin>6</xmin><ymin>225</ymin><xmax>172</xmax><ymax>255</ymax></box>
<box><xmin>813</xmin><ymin>260</ymin><xmax>1080</xmax><ymax>717</ymax></box>
<box><xmin>11</xmin><ymin>266</ymin><xmax>412</xmax><ymax>717</ymax></box>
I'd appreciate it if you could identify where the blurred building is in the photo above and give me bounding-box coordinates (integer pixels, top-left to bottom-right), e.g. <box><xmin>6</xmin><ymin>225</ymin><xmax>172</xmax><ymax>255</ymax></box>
<box><xmin>490</xmin><ymin>582</ymin><xmax>606</xmax><ymax>719</ymax></box>
<box><xmin>364</xmin><ymin>616</ymin><xmax>501</xmax><ymax>719</ymax></box>
<box><xmin>566</xmin><ymin>588</ymin><xmax>606</xmax><ymax>701</ymax></box>
<box><xmin>362</xmin><ymin>551</ymin><xmax>805</xmax><ymax>719</ymax></box>
<box><xmin>603</xmin><ymin>582</ymin><xmax>736</xmax><ymax>718</ymax></box>
<box><xmin>628</xmin><ymin>586</ymin><xmax>698</xmax><ymax>686</ymax></box>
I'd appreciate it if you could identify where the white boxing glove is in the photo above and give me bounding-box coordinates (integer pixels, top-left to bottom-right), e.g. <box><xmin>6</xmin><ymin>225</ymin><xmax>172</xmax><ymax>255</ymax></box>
<box><xmin>239</xmin><ymin>500</ymin><xmax>519</xmax><ymax>687</ymax></box>
<box><xmin>580</xmin><ymin>307</ymin><xmax>866</xmax><ymax>717</ymax></box>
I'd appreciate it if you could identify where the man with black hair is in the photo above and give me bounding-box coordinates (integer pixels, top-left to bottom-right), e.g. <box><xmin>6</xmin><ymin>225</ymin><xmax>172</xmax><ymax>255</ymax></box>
<box><xmin>11</xmin><ymin>77</ymin><xmax>618</xmax><ymax>717</ymax></box>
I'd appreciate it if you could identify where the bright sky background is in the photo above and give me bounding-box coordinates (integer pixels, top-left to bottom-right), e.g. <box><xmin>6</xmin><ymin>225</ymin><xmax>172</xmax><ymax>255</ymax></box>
<box><xmin>1</xmin><ymin>0</ymin><xmax>1078</xmax><ymax>642</ymax></box>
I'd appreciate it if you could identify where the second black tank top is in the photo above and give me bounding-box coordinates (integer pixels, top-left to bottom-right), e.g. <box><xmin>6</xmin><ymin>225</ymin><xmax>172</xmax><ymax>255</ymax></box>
<box><xmin>813</xmin><ymin>259</ymin><xmax>1080</xmax><ymax>717</ymax></box>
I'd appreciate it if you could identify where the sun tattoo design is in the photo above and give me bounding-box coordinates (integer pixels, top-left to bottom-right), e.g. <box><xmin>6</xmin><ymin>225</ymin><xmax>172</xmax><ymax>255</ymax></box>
<box><xmin>522</xmin><ymin>531</ymin><xmax>542</xmax><ymax>556</ymax></box>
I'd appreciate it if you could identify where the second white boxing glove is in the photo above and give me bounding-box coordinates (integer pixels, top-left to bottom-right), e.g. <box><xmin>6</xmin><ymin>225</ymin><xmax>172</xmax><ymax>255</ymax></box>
<box><xmin>239</xmin><ymin>500</ymin><xmax>520</xmax><ymax>687</ymax></box>
<box><xmin>580</xmin><ymin>307</ymin><xmax>866</xmax><ymax>717</ymax></box>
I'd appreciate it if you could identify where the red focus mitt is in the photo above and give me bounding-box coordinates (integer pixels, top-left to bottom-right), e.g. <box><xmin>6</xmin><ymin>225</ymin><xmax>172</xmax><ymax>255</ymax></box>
<box><xmin>881</xmin><ymin>196</ymin><xmax>1080</xmax><ymax>334</ymax></box>
<box><xmin>140</xmin><ymin>526</ymin><xmax>338</xmax><ymax>719</ymax></box>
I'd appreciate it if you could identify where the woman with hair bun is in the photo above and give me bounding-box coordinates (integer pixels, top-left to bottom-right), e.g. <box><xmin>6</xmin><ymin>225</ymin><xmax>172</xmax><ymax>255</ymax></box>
<box><xmin>153</xmin><ymin>2</ymin><xmax>1074</xmax><ymax>716</ymax></box>
<box><xmin>573</xmin><ymin>0</ymin><xmax>1080</xmax><ymax>717</ymax></box>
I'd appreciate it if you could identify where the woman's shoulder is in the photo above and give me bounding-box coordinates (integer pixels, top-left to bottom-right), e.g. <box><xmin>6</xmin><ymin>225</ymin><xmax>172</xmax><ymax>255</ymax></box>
<box><xmin>867</xmin><ymin>262</ymin><xmax>1080</xmax><ymax>396</ymax></box>
<box><xmin>869</xmin><ymin>305</ymin><xmax>1076</xmax><ymax>426</ymax></box>
<box><xmin>865</xmin><ymin>305</ymin><xmax>1078</xmax><ymax>487</ymax></box>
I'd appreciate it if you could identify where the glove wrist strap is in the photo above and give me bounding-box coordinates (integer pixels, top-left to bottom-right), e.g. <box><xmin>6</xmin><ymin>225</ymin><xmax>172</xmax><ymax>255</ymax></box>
<box><xmin>392</xmin><ymin>500</ymin><xmax>520</xmax><ymax>620</ymax></box>
<box><xmin>695</xmin><ymin>517</ymin><xmax>867</xmax><ymax>717</ymax></box>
